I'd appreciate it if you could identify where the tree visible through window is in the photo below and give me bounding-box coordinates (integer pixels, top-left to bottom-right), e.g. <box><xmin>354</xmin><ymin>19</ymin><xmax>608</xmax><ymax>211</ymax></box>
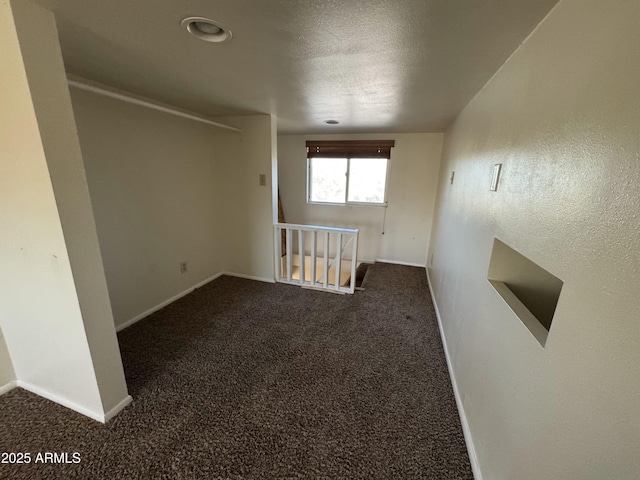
<box><xmin>309</xmin><ymin>157</ymin><xmax>347</xmax><ymax>203</ymax></box>
<box><xmin>306</xmin><ymin>140</ymin><xmax>394</xmax><ymax>206</ymax></box>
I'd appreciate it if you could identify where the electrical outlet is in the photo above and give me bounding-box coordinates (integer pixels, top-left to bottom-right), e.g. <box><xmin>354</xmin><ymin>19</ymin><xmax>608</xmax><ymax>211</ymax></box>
<box><xmin>180</xmin><ymin>261</ymin><xmax>188</xmax><ymax>274</ymax></box>
<box><xmin>259</xmin><ymin>174</ymin><xmax>266</xmax><ymax>186</ymax></box>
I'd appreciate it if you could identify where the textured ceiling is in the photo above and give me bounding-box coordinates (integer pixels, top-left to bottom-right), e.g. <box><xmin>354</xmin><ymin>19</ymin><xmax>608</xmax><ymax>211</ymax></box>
<box><xmin>32</xmin><ymin>0</ymin><xmax>559</xmax><ymax>134</ymax></box>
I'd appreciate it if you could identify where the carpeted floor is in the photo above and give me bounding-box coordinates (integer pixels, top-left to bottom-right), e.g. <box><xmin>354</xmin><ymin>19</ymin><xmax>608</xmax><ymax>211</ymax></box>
<box><xmin>0</xmin><ymin>263</ymin><xmax>473</xmax><ymax>479</ymax></box>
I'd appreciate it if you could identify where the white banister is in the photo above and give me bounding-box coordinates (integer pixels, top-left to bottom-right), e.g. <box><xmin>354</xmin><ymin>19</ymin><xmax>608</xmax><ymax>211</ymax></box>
<box><xmin>286</xmin><ymin>228</ymin><xmax>293</xmax><ymax>282</ymax></box>
<box><xmin>335</xmin><ymin>233</ymin><xmax>342</xmax><ymax>290</ymax></box>
<box><xmin>298</xmin><ymin>230</ymin><xmax>305</xmax><ymax>285</ymax></box>
<box><xmin>274</xmin><ymin>223</ymin><xmax>359</xmax><ymax>294</ymax></box>
<box><xmin>310</xmin><ymin>231</ymin><xmax>317</xmax><ymax>285</ymax></box>
<box><xmin>323</xmin><ymin>231</ymin><xmax>329</xmax><ymax>288</ymax></box>
<box><xmin>350</xmin><ymin>230</ymin><xmax>358</xmax><ymax>289</ymax></box>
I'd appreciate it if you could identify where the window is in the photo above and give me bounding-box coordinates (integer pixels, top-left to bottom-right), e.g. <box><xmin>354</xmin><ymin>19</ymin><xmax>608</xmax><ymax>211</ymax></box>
<box><xmin>306</xmin><ymin>140</ymin><xmax>394</xmax><ymax>206</ymax></box>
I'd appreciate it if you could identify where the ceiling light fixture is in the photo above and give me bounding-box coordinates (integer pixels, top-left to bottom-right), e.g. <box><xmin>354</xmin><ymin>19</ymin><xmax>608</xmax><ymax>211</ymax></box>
<box><xmin>324</xmin><ymin>120</ymin><xmax>339</xmax><ymax>125</ymax></box>
<box><xmin>181</xmin><ymin>17</ymin><xmax>232</xmax><ymax>43</ymax></box>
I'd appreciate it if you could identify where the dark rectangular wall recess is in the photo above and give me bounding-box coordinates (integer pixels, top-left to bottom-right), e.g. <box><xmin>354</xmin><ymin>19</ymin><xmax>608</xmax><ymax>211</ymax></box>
<box><xmin>488</xmin><ymin>238</ymin><xmax>563</xmax><ymax>347</ymax></box>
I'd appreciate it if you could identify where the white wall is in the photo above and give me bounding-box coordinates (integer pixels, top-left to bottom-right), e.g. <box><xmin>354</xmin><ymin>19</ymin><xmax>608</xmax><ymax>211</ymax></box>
<box><xmin>428</xmin><ymin>1</ymin><xmax>640</xmax><ymax>478</ymax></box>
<box><xmin>0</xmin><ymin>329</ymin><xmax>15</xmax><ymax>390</ymax></box>
<box><xmin>71</xmin><ymin>89</ymin><xmax>230</xmax><ymax>327</ymax></box>
<box><xmin>71</xmin><ymin>89</ymin><xmax>276</xmax><ymax>327</ymax></box>
<box><xmin>0</xmin><ymin>0</ymin><xmax>129</xmax><ymax>419</ymax></box>
<box><xmin>278</xmin><ymin>133</ymin><xmax>443</xmax><ymax>265</ymax></box>
<box><xmin>215</xmin><ymin>115</ymin><xmax>277</xmax><ymax>282</ymax></box>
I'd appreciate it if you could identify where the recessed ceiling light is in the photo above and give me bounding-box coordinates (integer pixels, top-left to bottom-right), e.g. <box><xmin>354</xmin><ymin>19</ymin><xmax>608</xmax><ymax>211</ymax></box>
<box><xmin>181</xmin><ymin>17</ymin><xmax>232</xmax><ymax>43</ymax></box>
<box><xmin>324</xmin><ymin>120</ymin><xmax>339</xmax><ymax>125</ymax></box>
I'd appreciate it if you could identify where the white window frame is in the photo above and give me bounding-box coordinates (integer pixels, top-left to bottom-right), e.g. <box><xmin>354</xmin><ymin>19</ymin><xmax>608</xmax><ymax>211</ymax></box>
<box><xmin>306</xmin><ymin>156</ymin><xmax>390</xmax><ymax>207</ymax></box>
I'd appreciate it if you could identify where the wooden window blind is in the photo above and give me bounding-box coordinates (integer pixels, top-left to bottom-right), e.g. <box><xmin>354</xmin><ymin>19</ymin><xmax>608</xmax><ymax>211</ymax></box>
<box><xmin>306</xmin><ymin>140</ymin><xmax>395</xmax><ymax>159</ymax></box>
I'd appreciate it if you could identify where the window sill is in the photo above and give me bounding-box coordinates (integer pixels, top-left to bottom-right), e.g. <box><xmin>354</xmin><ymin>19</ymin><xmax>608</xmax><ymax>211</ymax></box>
<box><xmin>307</xmin><ymin>201</ymin><xmax>388</xmax><ymax>208</ymax></box>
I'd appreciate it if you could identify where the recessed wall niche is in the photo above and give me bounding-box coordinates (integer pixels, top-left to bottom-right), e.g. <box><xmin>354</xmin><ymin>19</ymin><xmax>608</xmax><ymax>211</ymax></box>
<box><xmin>488</xmin><ymin>238</ymin><xmax>563</xmax><ymax>347</ymax></box>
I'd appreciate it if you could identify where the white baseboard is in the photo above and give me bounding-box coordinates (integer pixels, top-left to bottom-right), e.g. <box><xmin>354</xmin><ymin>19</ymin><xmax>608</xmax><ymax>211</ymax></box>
<box><xmin>0</xmin><ymin>380</ymin><xmax>16</xmax><ymax>396</ymax></box>
<box><xmin>375</xmin><ymin>258</ymin><xmax>427</xmax><ymax>268</ymax></box>
<box><xmin>116</xmin><ymin>272</ymin><xmax>225</xmax><ymax>332</ymax></box>
<box><xmin>16</xmin><ymin>380</ymin><xmax>110</xmax><ymax>423</ymax></box>
<box><xmin>115</xmin><ymin>271</ymin><xmax>275</xmax><ymax>332</ymax></box>
<box><xmin>17</xmin><ymin>380</ymin><xmax>132</xmax><ymax>423</ymax></box>
<box><xmin>104</xmin><ymin>395</ymin><xmax>133</xmax><ymax>422</ymax></box>
<box><xmin>222</xmin><ymin>272</ymin><xmax>275</xmax><ymax>284</ymax></box>
<box><xmin>425</xmin><ymin>268</ymin><xmax>483</xmax><ymax>480</ymax></box>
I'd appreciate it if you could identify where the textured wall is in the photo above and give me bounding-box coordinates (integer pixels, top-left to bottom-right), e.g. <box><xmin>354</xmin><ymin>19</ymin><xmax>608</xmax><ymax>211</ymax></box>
<box><xmin>278</xmin><ymin>133</ymin><xmax>443</xmax><ymax>265</ymax></box>
<box><xmin>0</xmin><ymin>0</ymin><xmax>128</xmax><ymax>417</ymax></box>
<box><xmin>428</xmin><ymin>0</ymin><xmax>640</xmax><ymax>478</ymax></box>
<box><xmin>72</xmin><ymin>89</ymin><xmax>276</xmax><ymax>326</ymax></box>
<box><xmin>214</xmin><ymin>115</ymin><xmax>277</xmax><ymax>282</ymax></box>
<box><xmin>0</xmin><ymin>328</ymin><xmax>15</xmax><ymax>389</ymax></box>
<box><xmin>71</xmin><ymin>89</ymin><xmax>229</xmax><ymax>327</ymax></box>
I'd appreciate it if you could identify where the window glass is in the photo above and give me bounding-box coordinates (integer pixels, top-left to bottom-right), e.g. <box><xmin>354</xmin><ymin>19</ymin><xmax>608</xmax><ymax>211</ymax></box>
<box><xmin>309</xmin><ymin>157</ymin><xmax>347</xmax><ymax>203</ymax></box>
<box><xmin>347</xmin><ymin>158</ymin><xmax>387</xmax><ymax>203</ymax></box>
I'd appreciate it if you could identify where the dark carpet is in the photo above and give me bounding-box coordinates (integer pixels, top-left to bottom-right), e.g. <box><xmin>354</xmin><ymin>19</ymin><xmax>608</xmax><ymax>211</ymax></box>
<box><xmin>0</xmin><ymin>263</ymin><xmax>472</xmax><ymax>479</ymax></box>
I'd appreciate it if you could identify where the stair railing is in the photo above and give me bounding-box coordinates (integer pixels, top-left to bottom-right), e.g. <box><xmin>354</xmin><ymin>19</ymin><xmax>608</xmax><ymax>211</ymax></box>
<box><xmin>274</xmin><ymin>223</ymin><xmax>359</xmax><ymax>294</ymax></box>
